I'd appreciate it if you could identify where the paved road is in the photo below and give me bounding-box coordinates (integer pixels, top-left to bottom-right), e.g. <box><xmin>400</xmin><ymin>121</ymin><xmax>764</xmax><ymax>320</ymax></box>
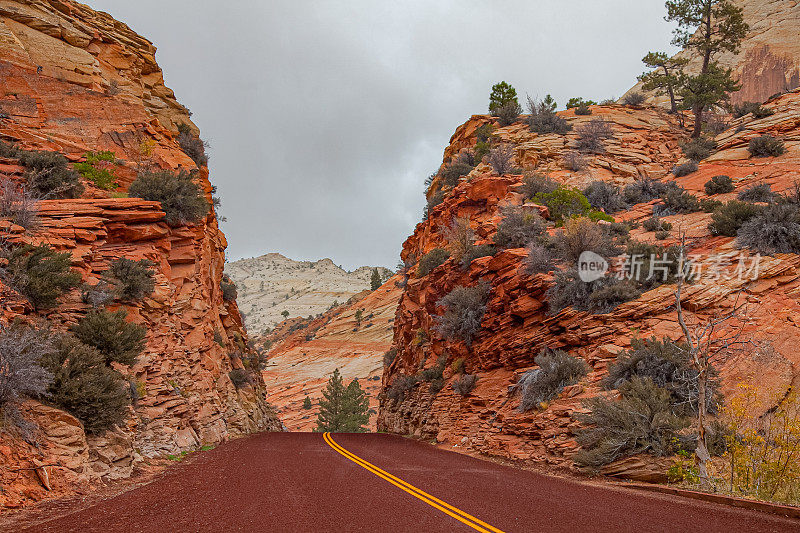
<box><xmin>17</xmin><ymin>433</ymin><xmax>800</xmax><ymax>532</ymax></box>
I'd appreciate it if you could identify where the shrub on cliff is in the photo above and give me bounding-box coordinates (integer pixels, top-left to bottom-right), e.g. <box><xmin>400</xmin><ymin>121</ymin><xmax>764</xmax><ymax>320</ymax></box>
<box><xmin>19</xmin><ymin>150</ymin><xmax>84</xmax><ymax>199</ymax></box>
<box><xmin>517</xmin><ymin>348</ymin><xmax>588</xmax><ymax>412</ymax></box>
<box><xmin>0</xmin><ymin>179</ymin><xmax>39</xmax><ymax>229</ymax></box>
<box><xmin>40</xmin><ymin>335</ymin><xmax>130</xmax><ymax>434</ymax></box>
<box><xmin>623</xmin><ymin>92</ymin><xmax>646</xmax><ymax>106</ymax></box>
<box><xmin>495</xmin><ymin>102</ymin><xmax>522</xmax><ymax>127</ymax></box>
<box><xmin>488</xmin><ymin>145</ymin><xmax>515</xmax><ymax>175</ymax></box>
<box><xmin>680</xmin><ymin>137</ymin><xmax>716</xmax><ymax>161</ymax></box>
<box><xmin>451</xmin><ymin>374</ymin><xmax>478</xmax><ymax>396</ymax></box>
<box><xmin>583</xmin><ymin>181</ymin><xmax>627</xmax><ymax>213</ymax></box>
<box><xmin>383</xmin><ymin>347</ymin><xmax>397</xmax><ymax>367</ymax></box>
<box><xmin>521</xmin><ymin>173</ymin><xmax>559</xmax><ymax>200</ymax></box>
<box><xmin>732</xmin><ymin>102</ymin><xmax>774</xmax><ymax>119</ymax></box>
<box><xmin>177</xmin><ymin>123</ymin><xmax>209</xmax><ymax>168</ymax></box>
<box><xmin>576</xmin><ymin>119</ymin><xmax>613</xmax><ymax>154</ymax></box>
<box><xmin>604</xmin><ymin>337</ymin><xmax>717</xmax><ymax>417</ymax></box>
<box><xmin>623</xmin><ymin>178</ymin><xmax>676</xmax><ymax>205</ymax></box>
<box><xmin>748</xmin><ymin>135</ymin><xmax>786</xmax><ymax>158</ymax></box>
<box><xmin>533</xmin><ymin>186</ymin><xmax>613</xmax><ymax>225</ymax></box>
<box><xmin>416</xmin><ymin>248</ymin><xmax>450</xmax><ymax>277</ymax></box>
<box><xmin>623</xmin><ymin>241</ymin><xmax>685</xmax><ymax>291</ymax></box>
<box><xmin>737</xmin><ymin>203</ymin><xmax>800</xmax><ymax>255</ymax></box>
<box><xmin>657</xmin><ymin>187</ymin><xmax>701</xmax><ymax>215</ymax></box>
<box><xmin>221</xmin><ymin>276</ymin><xmax>238</xmax><ymax>301</ymax></box>
<box><xmin>672</xmin><ymin>161</ymin><xmax>698</xmax><ymax>177</ymax></box>
<box><xmin>386</xmin><ymin>374</ymin><xmax>418</xmax><ymax>402</ymax></box>
<box><xmin>574</xmin><ymin>377</ymin><xmax>689</xmax><ymax>468</ymax></box>
<box><xmin>493</xmin><ymin>206</ymin><xmax>547</xmax><ymax>249</ymax></box>
<box><xmin>106</xmin><ymin>258</ymin><xmax>155</xmax><ymax>301</ymax></box>
<box><xmin>527</xmin><ymin>95</ymin><xmax>571</xmax><ymax>135</ymax></box>
<box><xmin>737</xmin><ymin>183</ymin><xmax>776</xmax><ymax>203</ymax></box>
<box><xmin>547</xmin><ymin>270</ymin><xmax>641</xmax><ymax>315</ymax></box>
<box><xmin>0</xmin><ymin>324</ymin><xmax>53</xmax><ymax>409</ymax></box>
<box><xmin>704</xmin><ymin>175</ymin><xmax>734</xmax><ymax>195</ymax></box>
<box><xmin>523</xmin><ymin>244</ymin><xmax>555</xmax><ymax>276</ymax></box>
<box><xmin>435</xmin><ymin>281</ymin><xmax>491</xmax><ymax>347</ymax></box>
<box><xmin>460</xmin><ymin>244</ymin><xmax>495</xmax><ymax>270</ymax></box>
<box><xmin>708</xmin><ymin>201</ymin><xmax>763</xmax><ymax>236</ymax></box>
<box><xmin>70</xmin><ymin>309</ymin><xmax>146</xmax><ymax>366</ymax></box>
<box><xmin>642</xmin><ymin>216</ymin><xmax>672</xmax><ymax>233</ymax></box>
<box><xmin>0</xmin><ymin>244</ymin><xmax>81</xmax><ymax>310</ymax></box>
<box><xmin>553</xmin><ymin>217</ymin><xmax>622</xmax><ymax>264</ymax></box>
<box><xmin>440</xmin><ymin>160</ymin><xmax>474</xmax><ymax>187</ymax></box>
<box><xmin>228</xmin><ymin>368</ymin><xmax>252</xmax><ymax>389</ymax></box>
<box><xmin>73</xmin><ymin>151</ymin><xmax>118</xmax><ymax>191</ymax></box>
<box><xmin>128</xmin><ymin>170</ymin><xmax>209</xmax><ymax>226</ymax></box>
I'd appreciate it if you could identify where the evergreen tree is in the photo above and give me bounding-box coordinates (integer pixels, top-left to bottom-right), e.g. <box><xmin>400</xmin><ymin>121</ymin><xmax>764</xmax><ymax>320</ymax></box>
<box><xmin>638</xmin><ymin>52</ymin><xmax>689</xmax><ymax>115</ymax></box>
<box><xmin>314</xmin><ymin>368</ymin><xmax>369</xmax><ymax>432</ymax></box>
<box><xmin>488</xmin><ymin>82</ymin><xmax>518</xmax><ymax>114</ymax></box>
<box><xmin>664</xmin><ymin>0</ymin><xmax>749</xmax><ymax>137</ymax></box>
<box><xmin>354</xmin><ymin>309</ymin><xmax>363</xmax><ymax>327</ymax></box>
<box><xmin>370</xmin><ymin>268</ymin><xmax>381</xmax><ymax>291</ymax></box>
<box><xmin>302</xmin><ymin>395</ymin><xmax>312</xmax><ymax>409</ymax></box>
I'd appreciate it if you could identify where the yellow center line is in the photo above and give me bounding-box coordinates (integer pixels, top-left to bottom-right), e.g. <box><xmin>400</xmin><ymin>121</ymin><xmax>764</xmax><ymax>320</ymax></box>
<box><xmin>323</xmin><ymin>432</ymin><xmax>506</xmax><ymax>533</ymax></box>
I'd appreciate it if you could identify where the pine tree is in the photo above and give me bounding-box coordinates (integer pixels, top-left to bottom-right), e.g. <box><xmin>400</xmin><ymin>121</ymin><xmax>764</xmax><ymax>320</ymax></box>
<box><xmin>314</xmin><ymin>368</ymin><xmax>369</xmax><ymax>432</ymax></box>
<box><xmin>488</xmin><ymin>82</ymin><xmax>518</xmax><ymax>113</ymax></box>
<box><xmin>302</xmin><ymin>395</ymin><xmax>312</xmax><ymax>409</ymax></box>
<box><xmin>664</xmin><ymin>0</ymin><xmax>749</xmax><ymax>137</ymax></box>
<box><xmin>370</xmin><ymin>268</ymin><xmax>381</xmax><ymax>291</ymax></box>
<box><xmin>639</xmin><ymin>52</ymin><xmax>689</xmax><ymax>115</ymax></box>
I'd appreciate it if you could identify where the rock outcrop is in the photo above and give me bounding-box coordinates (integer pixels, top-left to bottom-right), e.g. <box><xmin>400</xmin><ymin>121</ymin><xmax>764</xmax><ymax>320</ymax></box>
<box><xmin>378</xmin><ymin>91</ymin><xmax>800</xmax><ymax>478</ymax></box>
<box><xmin>260</xmin><ymin>277</ymin><xmax>403</xmax><ymax>431</ymax></box>
<box><xmin>626</xmin><ymin>0</ymin><xmax>800</xmax><ymax>105</ymax></box>
<box><xmin>226</xmin><ymin>252</ymin><xmax>391</xmax><ymax>335</ymax></box>
<box><xmin>0</xmin><ymin>0</ymin><xmax>279</xmax><ymax>509</ymax></box>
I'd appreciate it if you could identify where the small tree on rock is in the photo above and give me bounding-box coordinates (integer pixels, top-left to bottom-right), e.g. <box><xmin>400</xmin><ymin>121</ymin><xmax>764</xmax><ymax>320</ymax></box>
<box><xmin>639</xmin><ymin>52</ymin><xmax>689</xmax><ymax>115</ymax></box>
<box><xmin>370</xmin><ymin>268</ymin><xmax>381</xmax><ymax>291</ymax></box>
<box><xmin>314</xmin><ymin>368</ymin><xmax>369</xmax><ymax>432</ymax></box>
<box><xmin>488</xmin><ymin>82</ymin><xmax>519</xmax><ymax>114</ymax></box>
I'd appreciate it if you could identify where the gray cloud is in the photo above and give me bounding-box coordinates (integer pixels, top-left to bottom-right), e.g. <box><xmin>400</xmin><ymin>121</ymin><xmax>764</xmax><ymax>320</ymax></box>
<box><xmin>88</xmin><ymin>0</ymin><xmax>678</xmax><ymax>270</ymax></box>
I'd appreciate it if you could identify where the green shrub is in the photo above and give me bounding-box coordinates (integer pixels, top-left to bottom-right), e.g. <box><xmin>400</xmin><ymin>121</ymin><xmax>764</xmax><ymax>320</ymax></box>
<box><xmin>418</xmin><ymin>355</ymin><xmax>447</xmax><ymax>382</ymax></box>
<box><xmin>423</xmin><ymin>189</ymin><xmax>445</xmax><ymax>220</ymax></box>
<box><xmin>732</xmin><ymin>102</ymin><xmax>774</xmax><ymax>119</ymax></box>
<box><xmin>70</xmin><ymin>309</ymin><xmax>146</xmax><ymax>366</ymax></box>
<box><xmin>576</xmin><ymin>119</ymin><xmax>613</xmax><ymax>154</ymax></box>
<box><xmin>672</xmin><ymin>161</ymin><xmax>698</xmax><ymax>177</ymax></box>
<box><xmin>493</xmin><ymin>207</ymin><xmax>547</xmax><ymax>249</ymax></box>
<box><xmin>681</xmin><ymin>137</ymin><xmax>716</xmax><ymax>161</ymax></box>
<box><xmin>517</xmin><ymin>348</ymin><xmax>588</xmax><ymax>411</ymax></box>
<box><xmin>709</xmin><ymin>201</ymin><xmax>763</xmax><ymax>236</ymax></box>
<box><xmin>19</xmin><ymin>150</ymin><xmax>84</xmax><ymax>199</ymax></box>
<box><xmin>40</xmin><ymin>335</ymin><xmax>130</xmax><ymax>434</ymax></box>
<box><xmin>658</xmin><ymin>187</ymin><xmax>701</xmax><ymax>214</ymax></box>
<box><xmin>520</xmin><ymin>173</ymin><xmax>559</xmax><ymax>200</ymax></box>
<box><xmin>440</xmin><ymin>161</ymin><xmax>474</xmax><ymax>187</ymax></box>
<box><xmin>583</xmin><ymin>181</ymin><xmax>627</xmax><ymax>213</ymax></box>
<box><xmin>0</xmin><ymin>244</ymin><xmax>81</xmax><ymax>310</ymax></box>
<box><xmin>0</xmin><ymin>140</ymin><xmax>20</xmax><ymax>158</ymax></box>
<box><xmin>0</xmin><ymin>324</ymin><xmax>53</xmax><ymax>407</ymax></box>
<box><xmin>488</xmin><ymin>81</ymin><xmax>518</xmax><ymax>114</ymax></box>
<box><xmin>460</xmin><ymin>244</ymin><xmax>495</xmax><ymax>269</ymax></box>
<box><xmin>654</xmin><ymin>230</ymin><xmax>670</xmax><ymax>240</ymax></box>
<box><xmin>567</xmin><ymin>97</ymin><xmax>597</xmax><ymax>109</ymax></box>
<box><xmin>128</xmin><ymin>170</ymin><xmax>209</xmax><ymax>226</ymax></box>
<box><xmin>221</xmin><ymin>276</ymin><xmax>238</xmax><ymax>301</ymax></box>
<box><xmin>302</xmin><ymin>396</ymin><xmax>312</xmax><ymax>409</ymax></box>
<box><xmin>383</xmin><ymin>347</ymin><xmax>397</xmax><ymax>367</ymax></box>
<box><xmin>177</xmin><ymin>123</ymin><xmax>209</xmax><ymax>167</ymax></box>
<box><xmin>73</xmin><ymin>151</ymin><xmax>118</xmax><ymax>190</ymax></box>
<box><xmin>533</xmin><ymin>186</ymin><xmax>613</xmax><ymax>225</ymax></box>
<box><xmin>435</xmin><ymin>281</ymin><xmax>491</xmax><ymax>347</ymax></box>
<box><xmin>623</xmin><ymin>178</ymin><xmax>676</xmax><ymax>205</ymax></box>
<box><xmin>604</xmin><ymin>337</ymin><xmax>717</xmax><ymax>416</ymax></box>
<box><xmin>700</xmin><ymin>198</ymin><xmax>723</xmax><ymax>213</ymax></box>
<box><xmin>451</xmin><ymin>374</ymin><xmax>478</xmax><ymax>396</ymax></box>
<box><xmin>623</xmin><ymin>92</ymin><xmax>646</xmax><ymax>106</ymax></box>
<box><xmin>417</xmin><ymin>248</ymin><xmax>450</xmax><ymax>277</ymax></box>
<box><xmin>704</xmin><ymin>175</ymin><xmax>734</xmax><ymax>195</ymax></box>
<box><xmin>642</xmin><ymin>217</ymin><xmax>671</xmax><ymax>232</ymax></box>
<box><xmin>737</xmin><ymin>203</ymin><xmax>800</xmax><ymax>255</ymax></box>
<box><xmin>748</xmin><ymin>135</ymin><xmax>785</xmax><ymax>157</ymax></box>
<box><xmin>228</xmin><ymin>368</ymin><xmax>251</xmax><ymax>389</ymax></box>
<box><xmin>107</xmin><ymin>258</ymin><xmax>155</xmax><ymax>301</ymax></box>
<box><xmin>574</xmin><ymin>104</ymin><xmax>592</xmax><ymax>116</ymax></box>
<box><xmin>737</xmin><ymin>183</ymin><xmax>776</xmax><ymax>203</ymax></box>
<box><xmin>574</xmin><ymin>377</ymin><xmax>689</xmax><ymax>468</ymax></box>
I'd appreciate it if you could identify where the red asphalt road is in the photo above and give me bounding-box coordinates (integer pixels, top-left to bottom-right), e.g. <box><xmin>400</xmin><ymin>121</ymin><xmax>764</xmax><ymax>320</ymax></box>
<box><xmin>16</xmin><ymin>432</ymin><xmax>800</xmax><ymax>533</ymax></box>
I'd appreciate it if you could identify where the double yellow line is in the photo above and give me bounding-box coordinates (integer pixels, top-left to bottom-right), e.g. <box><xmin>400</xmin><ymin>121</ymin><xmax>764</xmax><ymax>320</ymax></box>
<box><xmin>322</xmin><ymin>432</ymin><xmax>505</xmax><ymax>533</ymax></box>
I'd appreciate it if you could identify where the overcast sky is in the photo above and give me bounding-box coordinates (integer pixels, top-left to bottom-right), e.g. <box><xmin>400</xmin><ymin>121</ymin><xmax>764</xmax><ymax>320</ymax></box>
<box><xmin>89</xmin><ymin>0</ymin><xmax>678</xmax><ymax>270</ymax></box>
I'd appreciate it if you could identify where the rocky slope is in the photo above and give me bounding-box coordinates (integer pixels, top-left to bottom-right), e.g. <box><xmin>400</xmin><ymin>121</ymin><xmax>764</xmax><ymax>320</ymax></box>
<box><xmin>226</xmin><ymin>253</ymin><xmax>392</xmax><ymax>335</ymax></box>
<box><xmin>627</xmin><ymin>0</ymin><xmax>800</xmax><ymax>105</ymax></box>
<box><xmin>378</xmin><ymin>91</ymin><xmax>800</xmax><ymax>478</ymax></box>
<box><xmin>260</xmin><ymin>276</ymin><xmax>403</xmax><ymax>431</ymax></box>
<box><xmin>0</xmin><ymin>0</ymin><xmax>279</xmax><ymax>509</ymax></box>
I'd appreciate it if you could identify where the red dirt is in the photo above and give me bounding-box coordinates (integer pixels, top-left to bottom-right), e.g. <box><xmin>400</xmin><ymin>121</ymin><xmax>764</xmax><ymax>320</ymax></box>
<box><xmin>11</xmin><ymin>433</ymin><xmax>800</xmax><ymax>533</ymax></box>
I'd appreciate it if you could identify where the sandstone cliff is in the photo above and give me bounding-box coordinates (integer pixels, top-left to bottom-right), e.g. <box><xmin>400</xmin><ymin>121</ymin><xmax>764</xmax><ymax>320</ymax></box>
<box><xmin>626</xmin><ymin>0</ymin><xmax>800</xmax><ymax>105</ymax></box>
<box><xmin>0</xmin><ymin>0</ymin><xmax>279</xmax><ymax>509</ymax></box>
<box><xmin>260</xmin><ymin>277</ymin><xmax>403</xmax><ymax>431</ymax></box>
<box><xmin>226</xmin><ymin>252</ymin><xmax>392</xmax><ymax>335</ymax></box>
<box><xmin>379</xmin><ymin>91</ymin><xmax>800</xmax><ymax>478</ymax></box>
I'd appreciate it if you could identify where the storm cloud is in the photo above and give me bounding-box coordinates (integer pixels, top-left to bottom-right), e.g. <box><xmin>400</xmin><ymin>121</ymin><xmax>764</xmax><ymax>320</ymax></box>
<box><xmin>88</xmin><ymin>0</ymin><xmax>677</xmax><ymax>270</ymax></box>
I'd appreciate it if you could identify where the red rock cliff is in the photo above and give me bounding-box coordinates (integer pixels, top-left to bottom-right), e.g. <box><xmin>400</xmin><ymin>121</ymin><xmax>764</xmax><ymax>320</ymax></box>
<box><xmin>0</xmin><ymin>0</ymin><xmax>280</xmax><ymax>509</ymax></box>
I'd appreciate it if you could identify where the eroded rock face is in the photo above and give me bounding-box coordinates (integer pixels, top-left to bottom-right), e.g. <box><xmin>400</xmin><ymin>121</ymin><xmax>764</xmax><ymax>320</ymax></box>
<box><xmin>379</xmin><ymin>91</ymin><xmax>800</xmax><ymax>471</ymax></box>
<box><xmin>626</xmin><ymin>0</ymin><xmax>800</xmax><ymax>105</ymax></box>
<box><xmin>260</xmin><ymin>277</ymin><xmax>403</xmax><ymax>431</ymax></box>
<box><xmin>226</xmin><ymin>253</ymin><xmax>392</xmax><ymax>335</ymax></box>
<box><xmin>0</xmin><ymin>0</ymin><xmax>279</xmax><ymax>509</ymax></box>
